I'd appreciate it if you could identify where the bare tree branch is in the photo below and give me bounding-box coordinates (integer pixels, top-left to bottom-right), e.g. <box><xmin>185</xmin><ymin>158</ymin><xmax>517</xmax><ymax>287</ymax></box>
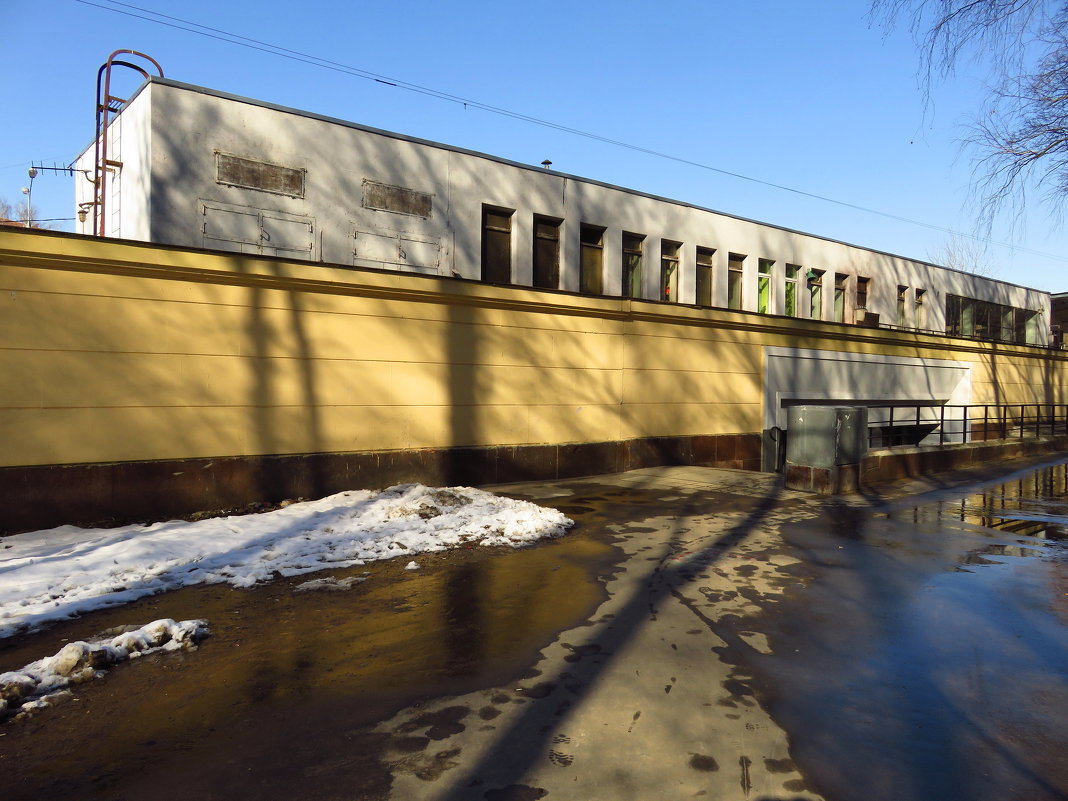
<box><xmin>927</xmin><ymin>232</ymin><xmax>1000</xmax><ymax>274</ymax></box>
<box><xmin>875</xmin><ymin>0</ymin><xmax>1068</xmax><ymax>226</ymax></box>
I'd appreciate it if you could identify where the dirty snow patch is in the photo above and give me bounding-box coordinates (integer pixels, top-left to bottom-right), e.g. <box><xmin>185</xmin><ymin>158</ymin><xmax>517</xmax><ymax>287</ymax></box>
<box><xmin>0</xmin><ymin>618</ymin><xmax>209</xmax><ymax>720</ymax></box>
<box><xmin>0</xmin><ymin>484</ymin><xmax>573</xmax><ymax>638</ymax></box>
<box><xmin>294</xmin><ymin>575</ymin><xmax>368</xmax><ymax>592</ymax></box>
<box><xmin>405</xmin><ymin>561</ymin><xmax>421</xmax><ymax>570</ymax></box>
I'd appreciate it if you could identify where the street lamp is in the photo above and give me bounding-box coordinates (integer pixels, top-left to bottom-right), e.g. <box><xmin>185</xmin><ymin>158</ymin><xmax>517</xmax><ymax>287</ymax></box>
<box><xmin>21</xmin><ymin>167</ymin><xmax>37</xmax><ymax>228</ymax></box>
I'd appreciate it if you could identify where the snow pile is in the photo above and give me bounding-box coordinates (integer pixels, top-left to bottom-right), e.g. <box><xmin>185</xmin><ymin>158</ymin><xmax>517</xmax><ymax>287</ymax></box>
<box><xmin>0</xmin><ymin>618</ymin><xmax>208</xmax><ymax>720</ymax></box>
<box><xmin>294</xmin><ymin>575</ymin><xmax>368</xmax><ymax>592</ymax></box>
<box><xmin>0</xmin><ymin>484</ymin><xmax>573</xmax><ymax>638</ymax></box>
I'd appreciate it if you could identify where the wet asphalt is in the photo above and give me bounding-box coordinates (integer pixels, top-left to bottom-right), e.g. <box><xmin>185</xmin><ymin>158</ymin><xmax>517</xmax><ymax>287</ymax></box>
<box><xmin>1</xmin><ymin>458</ymin><xmax>1067</xmax><ymax>800</ymax></box>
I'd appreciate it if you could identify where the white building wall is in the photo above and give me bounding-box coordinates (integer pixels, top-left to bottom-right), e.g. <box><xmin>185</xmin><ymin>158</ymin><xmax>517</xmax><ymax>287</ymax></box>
<box><xmin>763</xmin><ymin>346</ymin><xmax>974</xmax><ymax>433</ymax></box>
<box><xmin>74</xmin><ymin>86</ymin><xmax>153</xmax><ymax>241</ymax></box>
<box><xmin>78</xmin><ymin>78</ymin><xmax>1051</xmax><ymax>345</ymax></box>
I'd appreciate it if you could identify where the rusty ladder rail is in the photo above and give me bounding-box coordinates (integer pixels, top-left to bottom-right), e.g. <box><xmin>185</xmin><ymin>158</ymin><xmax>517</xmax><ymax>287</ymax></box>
<box><xmin>92</xmin><ymin>50</ymin><xmax>164</xmax><ymax>237</ymax></box>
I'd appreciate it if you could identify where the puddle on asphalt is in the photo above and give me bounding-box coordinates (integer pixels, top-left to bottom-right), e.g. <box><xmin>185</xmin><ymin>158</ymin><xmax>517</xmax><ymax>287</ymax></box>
<box><xmin>889</xmin><ymin>459</ymin><xmax>1068</xmax><ymax>541</ymax></box>
<box><xmin>0</xmin><ymin>477</ymin><xmax>779</xmax><ymax>800</ymax></box>
<box><xmin>720</xmin><ymin>458</ymin><xmax>1068</xmax><ymax>801</ymax></box>
<box><xmin>0</xmin><ymin>501</ymin><xmax>624</xmax><ymax>801</ymax></box>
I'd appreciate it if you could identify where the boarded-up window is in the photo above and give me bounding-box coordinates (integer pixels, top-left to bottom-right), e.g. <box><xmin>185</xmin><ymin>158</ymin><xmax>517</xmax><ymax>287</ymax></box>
<box><xmin>261</xmin><ymin>214</ymin><xmax>314</xmax><ymax>253</ymax></box>
<box><xmin>856</xmin><ymin>276</ymin><xmax>870</xmax><ymax>310</ymax></box>
<box><xmin>580</xmin><ymin>225</ymin><xmax>605</xmax><ymax>295</ymax></box>
<box><xmin>201</xmin><ymin>201</ymin><xmax>314</xmax><ymax>258</ymax></box>
<box><xmin>363</xmin><ymin>180</ymin><xmax>433</xmax><ymax>218</ymax></box>
<box><xmin>203</xmin><ymin>205</ymin><xmax>261</xmax><ymax>246</ymax></box>
<box><xmin>533</xmin><ymin>216</ymin><xmax>561</xmax><ymax>289</ymax></box>
<box><xmin>482</xmin><ymin>206</ymin><xmax>513</xmax><ymax>284</ymax></box>
<box><xmin>216</xmin><ymin>153</ymin><xmax>305</xmax><ymax>198</ymax></box>
<box><xmin>353</xmin><ymin>228</ymin><xmax>441</xmax><ymax>274</ymax></box>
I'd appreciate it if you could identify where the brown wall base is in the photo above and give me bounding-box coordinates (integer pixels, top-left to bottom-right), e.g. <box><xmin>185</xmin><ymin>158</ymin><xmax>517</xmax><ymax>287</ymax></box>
<box><xmin>786</xmin><ymin>435</ymin><xmax>1068</xmax><ymax>496</ymax></box>
<box><xmin>0</xmin><ymin>433</ymin><xmax>761</xmax><ymax>535</ymax></box>
<box><xmin>861</xmin><ymin>435</ymin><xmax>1068</xmax><ymax>487</ymax></box>
<box><xmin>784</xmin><ymin>462</ymin><xmax>861</xmax><ymax>495</ymax></box>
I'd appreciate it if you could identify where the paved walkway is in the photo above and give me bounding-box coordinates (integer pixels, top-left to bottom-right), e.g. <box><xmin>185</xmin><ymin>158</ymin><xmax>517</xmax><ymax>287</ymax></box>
<box><xmin>4</xmin><ymin>459</ymin><xmax>1068</xmax><ymax>801</ymax></box>
<box><xmin>378</xmin><ymin>467</ymin><xmax>825</xmax><ymax>801</ymax></box>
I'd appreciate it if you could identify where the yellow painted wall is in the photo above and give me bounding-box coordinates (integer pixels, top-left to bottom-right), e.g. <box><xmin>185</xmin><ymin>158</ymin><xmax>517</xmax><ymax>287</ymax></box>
<box><xmin>2</xmin><ymin>229</ymin><xmax>1065</xmax><ymax>469</ymax></box>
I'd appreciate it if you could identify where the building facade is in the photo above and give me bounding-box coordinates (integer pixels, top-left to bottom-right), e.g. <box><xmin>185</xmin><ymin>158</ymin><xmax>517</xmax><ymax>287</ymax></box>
<box><xmin>74</xmin><ymin>77</ymin><xmax>1050</xmax><ymax>347</ymax></box>
<box><xmin>3</xmin><ymin>225</ymin><xmax>1067</xmax><ymax>532</ymax></box>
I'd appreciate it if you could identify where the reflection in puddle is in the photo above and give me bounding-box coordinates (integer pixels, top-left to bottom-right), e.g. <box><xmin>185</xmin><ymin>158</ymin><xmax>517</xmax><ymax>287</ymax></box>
<box><xmin>958</xmin><ymin>543</ymin><xmax>1047</xmax><ymax>566</ymax></box>
<box><xmin>753</xmin><ymin>459</ymin><xmax>1068</xmax><ymax>801</ymax></box>
<box><xmin>0</xmin><ymin>525</ymin><xmax>621</xmax><ymax>801</ymax></box>
<box><xmin>892</xmin><ymin>460</ymin><xmax>1068</xmax><ymax>540</ymax></box>
<box><xmin>948</xmin><ymin>460</ymin><xmax>1068</xmax><ymax>539</ymax></box>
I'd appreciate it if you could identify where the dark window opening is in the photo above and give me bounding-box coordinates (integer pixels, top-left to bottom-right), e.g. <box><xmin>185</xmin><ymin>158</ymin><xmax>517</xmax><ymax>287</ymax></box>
<box><xmin>807</xmin><ymin>269</ymin><xmax>824</xmax><ymax>319</ymax></box>
<box><xmin>533</xmin><ymin>216</ymin><xmax>561</xmax><ymax>289</ymax></box>
<box><xmin>856</xmin><ymin>276</ymin><xmax>870</xmax><ymax>310</ymax></box>
<box><xmin>728</xmin><ymin>253</ymin><xmax>745</xmax><ymax>310</ymax></box>
<box><xmin>580</xmin><ymin>224</ymin><xmax>605</xmax><ymax>295</ymax></box>
<box><xmin>661</xmin><ymin>240</ymin><xmax>680</xmax><ymax>302</ymax></box>
<box><xmin>482</xmin><ymin>207</ymin><xmax>513</xmax><ymax>284</ymax></box>
<box><xmin>622</xmin><ymin>233</ymin><xmax>644</xmax><ymax>299</ymax></box>
<box><xmin>696</xmin><ymin>247</ymin><xmax>715</xmax><ymax>306</ymax></box>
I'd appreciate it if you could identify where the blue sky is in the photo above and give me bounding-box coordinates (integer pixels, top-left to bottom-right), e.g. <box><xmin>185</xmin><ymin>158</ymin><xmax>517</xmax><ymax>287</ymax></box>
<box><xmin>4</xmin><ymin>0</ymin><xmax>1067</xmax><ymax>290</ymax></box>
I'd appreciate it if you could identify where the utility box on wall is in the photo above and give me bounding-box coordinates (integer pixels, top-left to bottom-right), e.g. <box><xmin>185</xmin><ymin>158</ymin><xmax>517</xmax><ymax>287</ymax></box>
<box><xmin>785</xmin><ymin>405</ymin><xmax>868</xmax><ymax>494</ymax></box>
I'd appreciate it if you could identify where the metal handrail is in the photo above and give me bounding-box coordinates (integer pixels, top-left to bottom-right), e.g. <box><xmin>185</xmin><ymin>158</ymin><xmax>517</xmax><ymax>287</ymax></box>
<box><xmin>866</xmin><ymin>403</ymin><xmax>1068</xmax><ymax>450</ymax></box>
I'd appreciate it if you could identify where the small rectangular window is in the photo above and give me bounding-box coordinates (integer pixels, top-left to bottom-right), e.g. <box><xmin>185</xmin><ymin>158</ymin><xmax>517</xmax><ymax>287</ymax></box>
<box><xmin>482</xmin><ymin>206</ymin><xmax>513</xmax><ymax>284</ymax></box>
<box><xmin>856</xmin><ymin>276</ymin><xmax>870</xmax><ymax>310</ymax></box>
<box><xmin>728</xmin><ymin>253</ymin><xmax>745</xmax><ymax>310</ymax></box>
<box><xmin>834</xmin><ymin>275</ymin><xmax>847</xmax><ymax>323</ymax></box>
<box><xmin>533</xmin><ymin>216</ymin><xmax>561</xmax><ymax>289</ymax></box>
<box><xmin>915</xmin><ymin>288</ymin><xmax>927</xmax><ymax>330</ymax></box>
<box><xmin>622</xmin><ymin>233</ymin><xmax>644</xmax><ymax>299</ymax></box>
<box><xmin>661</xmin><ymin>240</ymin><xmax>681</xmax><ymax>302</ymax></box>
<box><xmin>808</xmin><ymin>269</ymin><xmax>824</xmax><ymax>320</ymax></box>
<box><xmin>897</xmin><ymin>285</ymin><xmax>909</xmax><ymax>327</ymax></box>
<box><xmin>696</xmin><ymin>247</ymin><xmax>715</xmax><ymax>306</ymax></box>
<box><xmin>580</xmin><ymin>224</ymin><xmax>604</xmax><ymax>295</ymax></box>
<box><xmin>757</xmin><ymin>259</ymin><xmax>773</xmax><ymax>314</ymax></box>
<box><xmin>785</xmin><ymin>265</ymin><xmax>800</xmax><ymax>317</ymax></box>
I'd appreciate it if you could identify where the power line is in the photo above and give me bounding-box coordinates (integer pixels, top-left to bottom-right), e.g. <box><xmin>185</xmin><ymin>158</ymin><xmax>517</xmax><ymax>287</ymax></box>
<box><xmin>72</xmin><ymin>0</ymin><xmax>1068</xmax><ymax>265</ymax></box>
